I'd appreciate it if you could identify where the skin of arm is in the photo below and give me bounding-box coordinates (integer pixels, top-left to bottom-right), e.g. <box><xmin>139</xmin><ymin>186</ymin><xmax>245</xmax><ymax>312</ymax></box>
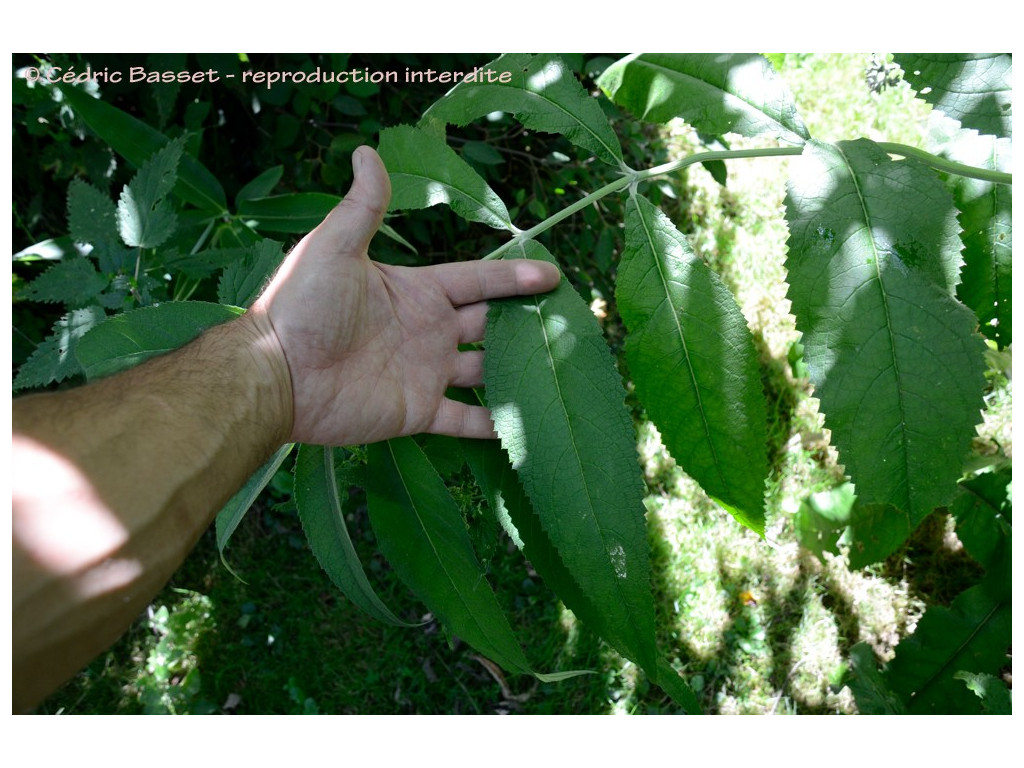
<box><xmin>11</xmin><ymin>146</ymin><xmax>560</xmax><ymax>712</ymax></box>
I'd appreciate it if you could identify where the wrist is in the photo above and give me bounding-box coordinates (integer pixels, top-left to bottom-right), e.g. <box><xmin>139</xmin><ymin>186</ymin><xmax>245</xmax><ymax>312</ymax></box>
<box><xmin>229</xmin><ymin>309</ymin><xmax>296</xmax><ymax>448</ymax></box>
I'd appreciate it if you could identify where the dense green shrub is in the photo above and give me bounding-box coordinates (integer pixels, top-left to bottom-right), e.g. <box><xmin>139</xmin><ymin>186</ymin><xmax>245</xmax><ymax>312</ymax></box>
<box><xmin>13</xmin><ymin>53</ymin><xmax>1011</xmax><ymax>714</ymax></box>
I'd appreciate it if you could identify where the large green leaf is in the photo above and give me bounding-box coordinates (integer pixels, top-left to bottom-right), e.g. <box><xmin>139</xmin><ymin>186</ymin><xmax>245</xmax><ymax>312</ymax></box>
<box><xmin>57</xmin><ymin>84</ymin><xmax>227</xmax><ymax>212</ymax></box>
<box><xmin>784</xmin><ymin>140</ymin><xmax>987</xmax><ymax>537</ymax></box>
<box><xmin>618</xmin><ymin>192</ymin><xmax>767</xmax><ymax>532</ymax></box>
<box><xmin>463</xmin><ymin>435</ymin><xmax>699</xmax><ymax>711</ymax></box>
<box><xmin>597</xmin><ymin>53</ymin><xmax>809</xmax><ymax>144</ymax></box>
<box><xmin>895</xmin><ymin>53</ymin><xmax>1012</xmax><ymax>138</ymax></box>
<box><xmin>884</xmin><ymin>555</ymin><xmax>1011</xmax><ymax>714</ymax></box>
<box><xmin>366</xmin><ymin>437</ymin><xmax>580</xmax><ymax>681</ymax></box>
<box><xmin>215</xmin><ymin>442</ymin><xmax>295</xmax><ymax>580</ymax></box>
<box><xmin>237</xmin><ymin>193</ymin><xmax>340</xmax><ymax>234</ymax></box>
<box><xmin>422</xmin><ymin>53</ymin><xmax>623</xmax><ymax>167</ymax></box>
<box><xmin>378</xmin><ymin>124</ymin><xmax>514</xmax><ymax>231</ymax></box>
<box><xmin>235</xmin><ymin>165</ymin><xmax>284</xmax><ymax>207</ymax></box>
<box><xmin>294</xmin><ymin>444</ymin><xmax>418</xmax><ymax>627</ymax></box>
<box><xmin>366</xmin><ymin>437</ymin><xmax>507</xmax><ymax>640</ymax></box>
<box><xmin>75</xmin><ymin>301</ymin><xmax>242</xmax><ymax>379</ymax></box>
<box><xmin>928</xmin><ymin>122</ymin><xmax>1012</xmax><ymax>348</ymax></box>
<box><xmin>483</xmin><ymin>239</ymin><xmax>657</xmax><ymax>675</ymax></box>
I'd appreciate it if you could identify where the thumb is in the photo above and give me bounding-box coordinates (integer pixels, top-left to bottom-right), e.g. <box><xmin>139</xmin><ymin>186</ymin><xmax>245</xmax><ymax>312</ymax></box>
<box><xmin>315</xmin><ymin>145</ymin><xmax>392</xmax><ymax>255</ymax></box>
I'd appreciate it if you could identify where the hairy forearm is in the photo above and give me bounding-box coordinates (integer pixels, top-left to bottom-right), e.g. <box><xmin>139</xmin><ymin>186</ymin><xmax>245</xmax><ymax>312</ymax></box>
<box><xmin>11</xmin><ymin>313</ymin><xmax>292</xmax><ymax>712</ymax></box>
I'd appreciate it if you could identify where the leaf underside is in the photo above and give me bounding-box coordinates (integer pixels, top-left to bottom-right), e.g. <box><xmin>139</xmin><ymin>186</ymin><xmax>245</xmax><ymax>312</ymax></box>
<box><xmin>598</xmin><ymin>53</ymin><xmax>809</xmax><ymax>144</ymax></box>
<box><xmin>422</xmin><ymin>53</ymin><xmax>624</xmax><ymax>167</ymax></box>
<box><xmin>378</xmin><ymin>124</ymin><xmax>514</xmax><ymax>231</ymax></box>
<box><xmin>895</xmin><ymin>53</ymin><xmax>1012</xmax><ymax>138</ymax></box>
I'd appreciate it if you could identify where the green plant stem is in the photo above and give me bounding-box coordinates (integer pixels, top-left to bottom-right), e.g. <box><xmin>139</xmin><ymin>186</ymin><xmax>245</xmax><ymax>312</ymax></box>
<box><xmin>482</xmin><ymin>142</ymin><xmax>1010</xmax><ymax>261</ymax></box>
<box><xmin>635</xmin><ymin>146</ymin><xmax>805</xmax><ymax>183</ymax></box>
<box><xmin>483</xmin><ymin>175</ymin><xmax>633</xmax><ymax>260</ymax></box>
<box><xmin>482</xmin><ymin>147</ymin><xmax>802</xmax><ymax>260</ymax></box>
<box><xmin>191</xmin><ymin>218</ymin><xmax>216</xmax><ymax>256</ymax></box>
<box><xmin>876</xmin><ymin>142</ymin><xmax>1012</xmax><ymax>185</ymax></box>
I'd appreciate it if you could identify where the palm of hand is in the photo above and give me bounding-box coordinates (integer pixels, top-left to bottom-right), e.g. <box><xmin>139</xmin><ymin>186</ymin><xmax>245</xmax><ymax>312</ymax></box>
<box><xmin>275</xmin><ymin>254</ymin><xmax>479</xmax><ymax>446</ymax></box>
<box><xmin>251</xmin><ymin>147</ymin><xmax>559</xmax><ymax>447</ymax></box>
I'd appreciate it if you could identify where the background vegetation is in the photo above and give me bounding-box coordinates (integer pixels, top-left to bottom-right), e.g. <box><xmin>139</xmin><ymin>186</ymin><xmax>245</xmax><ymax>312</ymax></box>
<box><xmin>12</xmin><ymin>52</ymin><xmax>1011</xmax><ymax>714</ymax></box>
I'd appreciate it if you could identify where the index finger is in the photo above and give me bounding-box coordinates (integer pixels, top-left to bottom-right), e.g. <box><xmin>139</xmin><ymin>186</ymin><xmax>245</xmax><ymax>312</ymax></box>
<box><xmin>431</xmin><ymin>258</ymin><xmax>562</xmax><ymax>307</ymax></box>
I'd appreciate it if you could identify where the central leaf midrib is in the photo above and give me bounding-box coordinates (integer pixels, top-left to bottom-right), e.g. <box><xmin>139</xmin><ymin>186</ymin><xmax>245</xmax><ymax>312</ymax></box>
<box><xmin>836</xmin><ymin>143</ymin><xmax>913</xmax><ymax>513</ymax></box>
<box><xmin>461</xmin><ymin>66</ymin><xmax>619</xmax><ymax>163</ymax></box>
<box><xmin>632</xmin><ymin>56</ymin><xmax>786</xmax><ymax>132</ymax></box>
<box><xmin>634</xmin><ymin>196</ymin><xmax>725</xmax><ymax>486</ymax></box>
<box><xmin>527</xmin><ymin>288</ymin><xmax>637</xmax><ymax>627</ymax></box>
<box><xmin>390</xmin><ymin>170</ymin><xmax>511</xmax><ymax>229</ymax></box>
<box><xmin>385</xmin><ymin>440</ymin><xmax>524</xmax><ymax>666</ymax></box>
<box><xmin>909</xmin><ymin>599</ymin><xmax>1007</xmax><ymax>708</ymax></box>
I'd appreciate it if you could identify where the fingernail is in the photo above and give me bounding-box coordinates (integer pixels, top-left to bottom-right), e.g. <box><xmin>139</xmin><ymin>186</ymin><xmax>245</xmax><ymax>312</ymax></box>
<box><xmin>353</xmin><ymin>146</ymin><xmax>365</xmax><ymax>174</ymax></box>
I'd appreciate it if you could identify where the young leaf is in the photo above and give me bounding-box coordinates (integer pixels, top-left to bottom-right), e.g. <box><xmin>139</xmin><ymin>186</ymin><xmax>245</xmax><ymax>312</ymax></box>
<box><xmin>67</xmin><ymin>177</ymin><xmax>119</xmax><ymax>246</ymax></box>
<box><xmin>75</xmin><ymin>301</ymin><xmax>243</xmax><ymax>380</ymax></box>
<box><xmin>484</xmin><ymin>239</ymin><xmax>657</xmax><ymax>675</ymax></box>
<box><xmin>13</xmin><ymin>306</ymin><xmax>105</xmax><ymax>391</ymax></box>
<box><xmin>57</xmin><ymin>84</ymin><xmax>227</xmax><ymax>212</ymax></box>
<box><xmin>618</xmin><ymin>192</ymin><xmax>768</xmax><ymax>532</ymax></box>
<box><xmin>954</xmin><ymin>671</ymin><xmax>1012</xmax><ymax>714</ymax></box>
<box><xmin>841</xmin><ymin>502</ymin><xmax>913</xmax><ymax>570</ymax></box>
<box><xmin>794</xmin><ymin>483</ymin><xmax>856</xmax><ymax>563</ymax></box>
<box><xmin>117</xmin><ymin>137</ymin><xmax>184</xmax><ymax>248</ymax></box>
<box><xmin>895</xmin><ymin>53</ymin><xmax>1012</xmax><ymax>138</ymax></box>
<box><xmin>378</xmin><ymin>124</ymin><xmax>515</xmax><ymax>231</ymax></box>
<box><xmin>216</xmin><ymin>442</ymin><xmax>295</xmax><ymax>580</ymax></box>
<box><xmin>294</xmin><ymin>444</ymin><xmax>418</xmax><ymax>627</ymax></box>
<box><xmin>597</xmin><ymin>53</ymin><xmax>809</xmax><ymax>145</ymax></box>
<box><xmin>421</xmin><ymin>53</ymin><xmax>624</xmax><ymax>167</ymax></box>
<box><xmin>784</xmin><ymin>139</ymin><xmax>987</xmax><ymax>534</ymax></box>
<box><xmin>19</xmin><ymin>256</ymin><xmax>109</xmax><ymax>307</ymax></box>
<box><xmin>217</xmin><ymin>239</ymin><xmax>285</xmax><ymax>308</ymax></box>
<box><xmin>365</xmin><ymin>437</ymin><xmax>537</xmax><ymax>676</ymax></box>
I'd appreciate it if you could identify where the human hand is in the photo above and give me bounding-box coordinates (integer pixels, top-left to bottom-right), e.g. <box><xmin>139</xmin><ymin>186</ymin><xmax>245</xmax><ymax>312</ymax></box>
<box><xmin>248</xmin><ymin>146</ymin><xmax>561</xmax><ymax>446</ymax></box>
